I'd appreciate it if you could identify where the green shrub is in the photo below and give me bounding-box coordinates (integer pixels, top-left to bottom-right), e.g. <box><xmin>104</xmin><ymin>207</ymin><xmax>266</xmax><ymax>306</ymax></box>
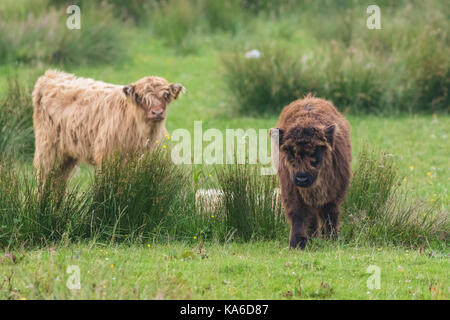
<box><xmin>0</xmin><ymin>2</ymin><xmax>126</xmax><ymax>66</ymax></box>
<box><xmin>0</xmin><ymin>149</ymin><xmax>201</xmax><ymax>247</ymax></box>
<box><xmin>97</xmin><ymin>0</ymin><xmax>153</xmax><ymax>24</ymax></box>
<box><xmin>342</xmin><ymin>150</ymin><xmax>449</xmax><ymax>247</ymax></box>
<box><xmin>86</xmin><ymin>149</ymin><xmax>196</xmax><ymax>242</ymax></box>
<box><xmin>0</xmin><ymin>160</ymin><xmax>90</xmax><ymax>248</ymax></box>
<box><xmin>202</xmin><ymin>0</ymin><xmax>242</xmax><ymax>33</ymax></box>
<box><xmin>215</xmin><ymin>164</ymin><xmax>286</xmax><ymax>241</ymax></box>
<box><xmin>149</xmin><ymin>0</ymin><xmax>203</xmax><ymax>53</ymax></box>
<box><xmin>149</xmin><ymin>0</ymin><xmax>245</xmax><ymax>52</ymax></box>
<box><xmin>222</xmin><ymin>0</ymin><xmax>449</xmax><ymax>115</ymax></box>
<box><xmin>343</xmin><ymin>150</ymin><xmax>398</xmax><ymax>220</ymax></box>
<box><xmin>318</xmin><ymin>44</ymin><xmax>389</xmax><ymax>114</ymax></box>
<box><xmin>222</xmin><ymin>38</ymin><xmax>449</xmax><ymax>115</ymax></box>
<box><xmin>240</xmin><ymin>0</ymin><xmax>296</xmax><ymax>15</ymax></box>
<box><xmin>222</xmin><ymin>46</ymin><xmax>308</xmax><ymax>115</ymax></box>
<box><xmin>400</xmin><ymin>27</ymin><xmax>450</xmax><ymax>113</ymax></box>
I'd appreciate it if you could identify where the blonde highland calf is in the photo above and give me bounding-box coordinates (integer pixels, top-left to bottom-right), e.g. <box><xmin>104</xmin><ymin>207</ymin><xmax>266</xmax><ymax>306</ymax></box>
<box><xmin>32</xmin><ymin>70</ymin><xmax>184</xmax><ymax>186</ymax></box>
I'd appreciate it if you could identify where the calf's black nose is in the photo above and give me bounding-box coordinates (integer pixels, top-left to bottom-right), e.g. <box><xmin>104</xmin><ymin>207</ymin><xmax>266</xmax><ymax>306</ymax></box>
<box><xmin>294</xmin><ymin>172</ymin><xmax>313</xmax><ymax>187</ymax></box>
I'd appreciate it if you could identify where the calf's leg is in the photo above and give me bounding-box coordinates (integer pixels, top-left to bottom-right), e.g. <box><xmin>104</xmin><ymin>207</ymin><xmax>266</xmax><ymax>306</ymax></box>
<box><xmin>289</xmin><ymin>212</ymin><xmax>309</xmax><ymax>249</ymax></box>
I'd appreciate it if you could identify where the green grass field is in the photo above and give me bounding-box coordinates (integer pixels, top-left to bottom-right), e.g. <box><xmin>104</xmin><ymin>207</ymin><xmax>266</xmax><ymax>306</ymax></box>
<box><xmin>1</xmin><ymin>242</ymin><xmax>448</xmax><ymax>300</ymax></box>
<box><xmin>0</xmin><ymin>0</ymin><xmax>448</xmax><ymax>300</ymax></box>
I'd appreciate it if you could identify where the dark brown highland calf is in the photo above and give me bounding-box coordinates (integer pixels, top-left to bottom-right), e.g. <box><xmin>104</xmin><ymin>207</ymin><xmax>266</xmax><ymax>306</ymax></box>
<box><xmin>271</xmin><ymin>94</ymin><xmax>352</xmax><ymax>249</ymax></box>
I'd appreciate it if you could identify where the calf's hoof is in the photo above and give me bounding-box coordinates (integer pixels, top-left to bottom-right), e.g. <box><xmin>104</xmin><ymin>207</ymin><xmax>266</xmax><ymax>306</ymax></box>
<box><xmin>289</xmin><ymin>235</ymin><xmax>308</xmax><ymax>250</ymax></box>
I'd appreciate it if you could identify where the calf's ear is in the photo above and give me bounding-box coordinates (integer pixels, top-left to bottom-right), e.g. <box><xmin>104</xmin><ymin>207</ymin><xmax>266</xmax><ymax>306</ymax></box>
<box><xmin>269</xmin><ymin>128</ymin><xmax>285</xmax><ymax>145</ymax></box>
<box><xmin>170</xmin><ymin>83</ymin><xmax>185</xmax><ymax>100</ymax></box>
<box><xmin>324</xmin><ymin>124</ymin><xmax>336</xmax><ymax>144</ymax></box>
<box><xmin>123</xmin><ymin>85</ymin><xmax>135</xmax><ymax>97</ymax></box>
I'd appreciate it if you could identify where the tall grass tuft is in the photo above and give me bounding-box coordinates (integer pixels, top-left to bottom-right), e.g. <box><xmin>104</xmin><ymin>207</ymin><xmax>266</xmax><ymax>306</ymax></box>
<box><xmin>0</xmin><ymin>159</ymin><xmax>89</xmax><ymax>248</ymax></box>
<box><xmin>215</xmin><ymin>164</ymin><xmax>286</xmax><ymax>241</ymax></box>
<box><xmin>0</xmin><ymin>76</ymin><xmax>35</xmax><ymax>160</ymax></box>
<box><xmin>343</xmin><ymin>150</ymin><xmax>398</xmax><ymax>220</ymax></box>
<box><xmin>86</xmin><ymin>148</ymin><xmax>195</xmax><ymax>243</ymax></box>
<box><xmin>342</xmin><ymin>150</ymin><xmax>449</xmax><ymax>247</ymax></box>
<box><xmin>0</xmin><ymin>149</ymin><xmax>201</xmax><ymax>247</ymax></box>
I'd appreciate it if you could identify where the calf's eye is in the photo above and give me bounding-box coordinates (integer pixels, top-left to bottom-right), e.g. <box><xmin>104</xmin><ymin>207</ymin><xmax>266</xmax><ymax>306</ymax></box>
<box><xmin>311</xmin><ymin>160</ymin><xmax>320</xmax><ymax>167</ymax></box>
<box><xmin>163</xmin><ymin>92</ymin><xmax>171</xmax><ymax>102</ymax></box>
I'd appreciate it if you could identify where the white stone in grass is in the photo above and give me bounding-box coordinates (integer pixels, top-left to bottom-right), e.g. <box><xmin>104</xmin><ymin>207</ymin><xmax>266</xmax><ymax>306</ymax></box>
<box><xmin>195</xmin><ymin>188</ymin><xmax>281</xmax><ymax>214</ymax></box>
<box><xmin>195</xmin><ymin>189</ymin><xmax>224</xmax><ymax>214</ymax></box>
<box><xmin>245</xmin><ymin>49</ymin><xmax>262</xmax><ymax>59</ymax></box>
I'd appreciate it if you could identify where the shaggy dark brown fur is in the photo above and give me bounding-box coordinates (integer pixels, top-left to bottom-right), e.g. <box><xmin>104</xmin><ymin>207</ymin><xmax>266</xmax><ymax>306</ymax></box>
<box><xmin>271</xmin><ymin>94</ymin><xmax>352</xmax><ymax>249</ymax></box>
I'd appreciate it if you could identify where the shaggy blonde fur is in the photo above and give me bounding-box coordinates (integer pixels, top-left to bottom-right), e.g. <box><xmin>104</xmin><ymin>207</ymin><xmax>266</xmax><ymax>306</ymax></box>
<box><xmin>32</xmin><ymin>70</ymin><xmax>184</xmax><ymax>184</ymax></box>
